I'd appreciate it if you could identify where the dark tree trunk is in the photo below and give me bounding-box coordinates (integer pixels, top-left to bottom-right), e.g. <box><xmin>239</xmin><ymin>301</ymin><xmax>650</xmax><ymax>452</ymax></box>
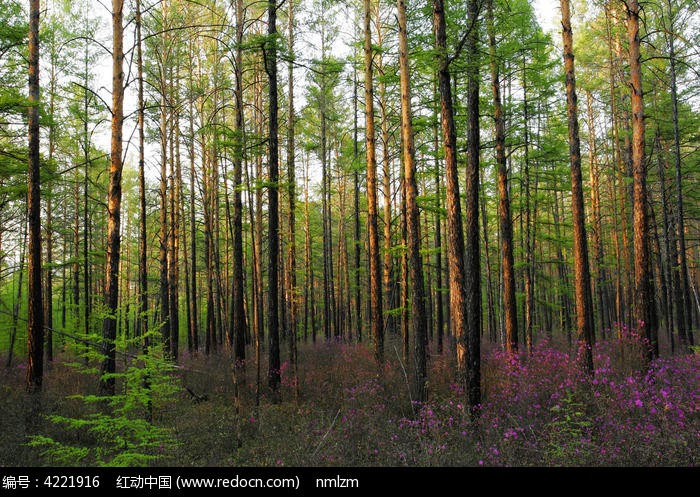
<box><xmin>27</xmin><ymin>0</ymin><xmax>43</xmax><ymax>391</ymax></box>
<box><xmin>364</xmin><ymin>0</ymin><xmax>383</xmax><ymax>366</ymax></box>
<box><xmin>136</xmin><ymin>0</ymin><xmax>149</xmax><ymax>349</ymax></box>
<box><xmin>353</xmin><ymin>39</ymin><xmax>362</xmax><ymax>343</ymax></box>
<box><xmin>232</xmin><ymin>0</ymin><xmax>246</xmax><ymax>368</ymax></box>
<box><xmin>100</xmin><ymin>0</ymin><xmax>125</xmax><ymax>396</ymax></box>
<box><xmin>287</xmin><ymin>0</ymin><xmax>299</xmax><ymax>400</ymax></box>
<box><xmin>464</xmin><ymin>0</ymin><xmax>482</xmax><ymax>411</ymax></box>
<box><xmin>561</xmin><ymin>0</ymin><xmax>594</xmax><ymax>375</ymax></box>
<box><xmin>667</xmin><ymin>12</ymin><xmax>693</xmax><ymax>349</ymax></box>
<box><xmin>266</xmin><ymin>0</ymin><xmax>282</xmax><ymax>401</ymax></box>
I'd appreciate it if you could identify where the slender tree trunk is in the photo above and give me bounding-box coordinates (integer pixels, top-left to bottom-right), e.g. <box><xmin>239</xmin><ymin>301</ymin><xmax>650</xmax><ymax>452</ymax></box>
<box><xmin>400</xmin><ymin>184</ymin><xmax>409</xmax><ymax>362</ymax></box>
<box><xmin>586</xmin><ymin>90</ymin><xmax>611</xmax><ymax>339</ymax></box>
<box><xmin>376</xmin><ymin>20</ymin><xmax>394</xmax><ymax>338</ymax></box>
<box><xmin>170</xmin><ymin>100</ymin><xmax>181</xmax><ymax>361</ymax></box>
<box><xmin>353</xmin><ymin>38</ymin><xmax>362</xmax><ymax>343</ymax></box>
<box><xmin>187</xmin><ymin>39</ymin><xmax>199</xmax><ymax>354</ymax></box>
<box><xmin>159</xmin><ymin>86</ymin><xmax>171</xmax><ymax>357</ymax></box>
<box><xmin>487</xmin><ymin>0</ymin><xmax>517</xmax><ymax>355</ymax></box>
<box><xmin>434</xmin><ymin>0</ymin><xmax>479</xmax><ymax>409</ymax></box>
<box><xmin>432</xmin><ymin>83</ymin><xmax>444</xmax><ymax>355</ymax></box>
<box><xmin>653</xmin><ymin>132</ymin><xmax>673</xmax><ymax>350</ymax></box>
<box><xmin>464</xmin><ymin>0</ymin><xmax>482</xmax><ymax>411</ymax></box>
<box><xmin>45</xmin><ymin>43</ymin><xmax>59</xmax><ymax>363</ymax></box>
<box><xmin>398</xmin><ymin>0</ymin><xmax>428</xmax><ymax>403</ymax></box>
<box><xmin>251</xmin><ymin>69</ymin><xmax>264</xmax><ymax>403</ymax></box>
<box><xmin>266</xmin><ymin>0</ymin><xmax>282</xmax><ymax>401</ymax></box>
<box><xmin>561</xmin><ymin>0</ymin><xmax>594</xmax><ymax>375</ymax></box>
<box><xmin>364</xmin><ymin>0</ymin><xmax>383</xmax><ymax>367</ymax></box>
<box><xmin>136</xmin><ymin>0</ymin><xmax>149</xmax><ymax>350</ymax></box>
<box><xmin>287</xmin><ymin>0</ymin><xmax>299</xmax><ymax>400</ymax></box>
<box><xmin>204</xmin><ymin>135</ymin><xmax>214</xmax><ymax>355</ymax></box>
<box><xmin>231</xmin><ymin>0</ymin><xmax>247</xmax><ymax>369</ymax></box>
<box><xmin>553</xmin><ymin>189</ymin><xmax>573</xmax><ymax>341</ymax></box>
<box><xmin>626</xmin><ymin>0</ymin><xmax>657</xmax><ymax>361</ymax></box>
<box><xmin>27</xmin><ymin>0</ymin><xmax>43</xmax><ymax>392</ymax></box>
<box><xmin>304</xmin><ymin>150</ymin><xmax>315</xmax><ymax>344</ymax></box>
<box><xmin>100</xmin><ymin>0</ymin><xmax>124</xmax><ymax>396</ymax></box>
<box><xmin>667</xmin><ymin>13</ymin><xmax>693</xmax><ymax>349</ymax></box>
<box><xmin>522</xmin><ymin>59</ymin><xmax>535</xmax><ymax>354</ymax></box>
<box><xmin>8</xmin><ymin>224</ymin><xmax>27</xmax><ymax>369</ymax></box>
<box><xmin>321</xmin><ymin>83</ymin><xmax>332</xmax><ymax>342</ymax></box>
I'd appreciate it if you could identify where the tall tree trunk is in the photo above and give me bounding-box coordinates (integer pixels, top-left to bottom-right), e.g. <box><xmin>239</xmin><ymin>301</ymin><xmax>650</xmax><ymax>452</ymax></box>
<box><xmin>376</xmin><ymin>19</ymin><xmax>394</xmax><ymax>338</ymax></box>
<box><xmin>136</xmin><ymin>0</ymin><xmax>149</xmax><ymax>350</ymax></box>
<box><xmin>304</xmin><ymin>150</ymin><xmax>315</xmax><ymax>344</ymax></box>
<box><xmin>487</xmin><ymin>0</ymin><xmax>517</xmax><ymax>355</ymax></box>
<box><xmin>399</xmin><ymin>183</ymin><xmax>409</xmax><ymax>362</ymax></box>
<box><xmin>27</xmin><ymin>0</ymin><xmax>43</xmax><ymax>393</ymax></box>
<box><xmin>159</xmin><ymin>86</ymin><xmax>171</xmax><ymax>357</ymax></box>
<box><xmin>287</xmin><ymin>0</ymin><xmax>299</xmax><ymax>400</ymax></box>
<box><xmin>522</xmin><ymin>58</ymin><xmax>535</xmax><ymax>354</ymax></box>
<box><xmin>266</xmin><ymin>0</ymin><xmax>282</xmax><ymax>401</ymax></box>
<box><xmin>251</xmin><ymin>69</ymin><xmax>264</xmax><ymax>403</ymax></box>
<box><xmin>432</xmin><ymin>82</ymin><xmax>445</xmax><ymax>355</ymax></box>
<box><xmin>100</xmin><ymin>0</ymin><xmax>124</xmax><ymax>396</ymax></box>
<box><xmin>321</xmin><ymin>76</ymin><xmax>332</xmax><ymax>342</ymax></box>
<box><xmin>464</xmin><ymin>0</ymin><xmax>482</xmax><ymax>411</ymax></box>
<box><xmin>434</xmin><ymin>0</ymin><xmax>476</xmax><ymax>408</ymax></box>
<box><xmin>186</xmin><ymin>36</ymin><xmax>199</xmax><ymax>354</ymax></box>
<box><xmin>586</xmin><ymin>90</ymin><xmax>611</xmax><ymax>339</ymax></box>
<box><xmin>553</xmin><ymin>189</ymin><xmax>573</xmax><ymax>340</ymax></box>
<box><xmin>170</xmin><ymin>98</ymin><xmax>181</xmax><ymax>361</ymax></box>
<box><xmin>654</xmin><ymin>131</ymin><xmax>674</xmax><ymax>350</ymax></box>
<box><xmin>45</xmin><ymin>40</ymin><xmax>59</xmax><ymax>363</ymax></box>
<box><xmin>626</xmin><ymin>0</ymin><xmax>657</xmax><ymax>361</ymax></box>
<box><xmin>667</xmin><ymin>10</ymin><xmax>693</xmax><ymax>349</ymax></box>
<box><xmin>398</xmin><ymin>0</ymin><xmax>428</xmax><ymax>403</ymax></box>
<box><xmin>364</xmin><ymin>0</ymin><xmax>383</xmax><ymax>366</ymax></box>
<box><xmin>353</xmin><ymin>35</ymin><xmax>362</xmax><ymax>343</ymax></box>
<box><xmin>561</xmin><ymin>0</ymin><xmax>594</xmax><ymax>375</ymax></box>
<box><xmin>232</xmin><ymin>0</ymin><xmax>247</xmax><ymax>368</ymax></box>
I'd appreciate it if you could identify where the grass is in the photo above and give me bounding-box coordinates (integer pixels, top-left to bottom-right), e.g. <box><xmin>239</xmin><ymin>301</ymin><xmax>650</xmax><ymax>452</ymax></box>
<box><xmin>1</xmin><ymin>327</ymin><xmax>698</xmax><ymax>467</ymax></box>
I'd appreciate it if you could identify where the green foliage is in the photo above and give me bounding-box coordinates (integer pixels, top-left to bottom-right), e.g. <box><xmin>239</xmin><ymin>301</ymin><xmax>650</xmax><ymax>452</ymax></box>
<box><xmin>28</xmin><ymin>329</ymin><xmax>180</xmax><ymax>467</ymax></box>
<box><xmin>544</xmin><ymin>389</ymin><xmax>593</xmax><ymax>464</ymax></box>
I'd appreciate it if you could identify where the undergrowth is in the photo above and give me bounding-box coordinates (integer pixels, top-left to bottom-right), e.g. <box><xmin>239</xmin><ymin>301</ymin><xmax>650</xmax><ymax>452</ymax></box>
<box><xmin>1</xmin><ymin>328</ymin><xmax>698</xmax><ymax>467</ymax></box>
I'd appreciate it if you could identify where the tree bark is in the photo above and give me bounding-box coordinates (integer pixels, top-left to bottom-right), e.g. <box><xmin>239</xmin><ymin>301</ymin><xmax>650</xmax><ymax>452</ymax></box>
<box><xmin>586</xmin><ymin>90</ymin><xmax>611</xmax><ymax>339</ymax></box>
<box><xmin>398</xmin><ymin>0</ymin><xmax>428</xmax><ymax>403</ymax></box>
<box><xmin>136</xmin><ymin>0</ymin><xmax>149</xmax><ymax>350</ymax></box>
<box><xmin>266</xmin><ymin>0</ymin><xmax>282</xmax><ymax>401</ymax></box>
<box><xmin>464</xmin><ymin>0</ymin><xmax>482</xmax><ymax>411</ymax></box>
<box><xmin>27</xmin><ymin>0</ymin><xmax>43</xmax><ymax>391</ymax></box>
<box><xmin>626</xmin><ymin>0</ymin><xmax>657</xmax><ymax>361</ymax></box>
<box><xmin>667</xmin><ymin>10</ymin><xmax>693</xmax><ymax>349</ymax></box>
<box><xmin>434</xmin><ymin>0</ymin><xmax>478</xmax><ymax>409</ymax></box>
<box><xmin>231</xmin><ymin>0</ymin><xmax>247</xmax><ymax>368</ymax></box>
<box><xmin>364</xmin><ymin>0</ymin><xmax>383</xmax><ymax>367</ymax></box>
<box><xmin>561</xmin><ymin>0</ymin><xmax>594</xmax><ymax>375</ymax></box>
<box><xmin>100</xmin><ymin>0</ymin><xmax>124</xmax><ymax>396</ymax></box>
<box><xmin>487</xmin><ymin>0</ymin><xmax>517</xmax><ymax>355</ymax></box>
<box><xmin>287</xmin><ymin>0</ymin><xmax>299</xmax><ymax>400</ymax></box>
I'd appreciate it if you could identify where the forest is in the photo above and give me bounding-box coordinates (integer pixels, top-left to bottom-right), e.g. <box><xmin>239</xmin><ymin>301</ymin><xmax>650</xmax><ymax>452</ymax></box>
<box><xmin>0</xmin><ymin>0</ymin><xmax>698</xmax><ymax>468</ymax></box>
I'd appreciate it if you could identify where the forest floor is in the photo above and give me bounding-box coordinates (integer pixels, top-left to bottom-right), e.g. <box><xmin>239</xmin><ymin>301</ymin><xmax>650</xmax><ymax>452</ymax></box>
<box><xmin>1</xmin><ymin>328</ymin><xmax>698</xmax><ymax>467</ymax></box>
